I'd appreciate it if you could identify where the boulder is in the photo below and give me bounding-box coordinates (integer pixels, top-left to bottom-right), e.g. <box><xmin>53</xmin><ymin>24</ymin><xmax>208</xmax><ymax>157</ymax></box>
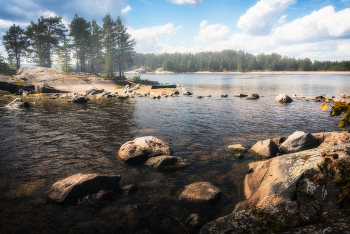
<box><xmin>173</xmin><ymin>90</ymin><xmax>180</xmax><ymax>95</ymax></box>
<box><xmin>178</xmin><ymin>182</ymin><xmax>222</xmax><ymax>204</ymax></box>
<box><xmin>118</xmin><ymin>136</ymin><xmax>173</xmax><ymax>164</ymax></box>
<box><xmin>145</xmin><ymin>156</ymin><xmax>187</xmax><ymax>170</ymax></box>
<box><xmin>275</xmin><ymin>94</ymin><xmax>293</xmax><ymax>103</ymax></box>
<box><xmin>247</xmin><ymin>93</ymin><xmax>259</xmax><ymax>100</ymax></box>
<box><xmin>186</xmin><ymin>213</ymin><xmax>205</xmax><ymax>228</ymax></box>
<box><xmin>70</xmin><ymin>95</ymin><xmax>88</xmax><ymax>103</ymax></box>
<box><xmin>5</xmin><ymin>98</ymin><xmax>31</xmax><ymax>109</ymax></box>
<box><xmin>250</xmin><ymin>137</ymin><xmax>286</xmax><ymax>158</ymax></box>
<box><xmin>199</xmin><ymin>201</ymin><xmax>300</xmax><ymax>234</ymax></box>
<box><xmin>233</xmin><ymin>143</ymin><xmax>350</xmax><ymax>213</ymax></box>
<box><xmin>221</xmin><ymin>94</ymin><xmax>228</xmax><ymax>97</ymax></box>
<box><xmin>279</xmin><ymin>131</ymin><xmax>318</xmax><ymax>154</ymax></box>
<box><xmin>122</xmin><ymin>184</ymin><xmax>139</xmax><ymax>195</ymax></box>
<box><xmin>207</xmin><ymin>95</ymin><xmax>211</xmax><ymax>97</ymax></box>
<box><xmin>197</xmin><ymin>96</ymin><xmax>203</xmax><ymax>99</ymax></box>
<box><xmin>183</xmin><ymin>91</ymin><xmax>193</xmax><ymax>95</ymax></box>
<box><xmin>47</xmin><ymin>173</ymin><xmax>121</xmax><ymax>204</ymax></box>
<box><xmin>233</xmin><ymin>94</ymin><xmax>248</xmax><ymax>97</ymax></box>
<box><xmin>227</xmin><ymin>144</ymin><xmax>247</xmax><ymax>152</ymax></box>
<box><xmin>86</xmin><ymin>85</ymin><xmax>104</xmax><ymax>95</ymax></box>
<box><xmin>340</xmin><ymin>93</ymin><xmax>350</xmax><ymax>98</ymax></box>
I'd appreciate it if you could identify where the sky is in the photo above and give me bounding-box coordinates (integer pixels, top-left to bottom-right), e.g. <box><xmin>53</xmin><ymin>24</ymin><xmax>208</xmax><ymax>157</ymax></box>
<box><xmin>0</xmin><ymin>0</ymin><xmax>350</xmax><ymax>62</ymax></box>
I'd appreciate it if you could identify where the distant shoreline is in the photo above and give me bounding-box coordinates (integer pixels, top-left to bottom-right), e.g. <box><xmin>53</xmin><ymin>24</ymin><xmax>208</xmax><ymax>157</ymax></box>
<box><xmin>125</xmin><ymin>70</ymin><xmax>350</xmax><ymax>75</ymax></box>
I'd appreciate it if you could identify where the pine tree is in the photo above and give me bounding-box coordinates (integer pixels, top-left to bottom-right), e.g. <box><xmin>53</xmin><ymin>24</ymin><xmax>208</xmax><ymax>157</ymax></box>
<box><xmin>102</xmin><ymin>14</ymin><xmax>117</xmax><ymax>78</ymax></box>
<box><xmin>69</xmin><ymin>14</ymin><xmax>91</xmax><ymax>72</ymax></box>
<box><xmin>26</xmin><ymin>16</ymin><xmax>67</xmax><ymax>68</ymax></box>
<box><xmin>55</xmin><ymin>36</ymin><xmax>72</xmax><ymax>72</ymax></box>
<box><xmin>115</xmin><ymin>16</ymin><xmax>136</xmax><ymax>77</ymax></box>
<box><xmin>2</xmin><ymin>24</ymin><xmax>29</xmax><ymax>69</ymax></box>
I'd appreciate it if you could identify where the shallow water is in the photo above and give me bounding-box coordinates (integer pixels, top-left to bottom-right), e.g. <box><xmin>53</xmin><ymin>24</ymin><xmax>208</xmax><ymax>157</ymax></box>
<box><xmin>0</xmin><ymin>74</ymin><xmax>348</xmax><ymax>233</ymax></box>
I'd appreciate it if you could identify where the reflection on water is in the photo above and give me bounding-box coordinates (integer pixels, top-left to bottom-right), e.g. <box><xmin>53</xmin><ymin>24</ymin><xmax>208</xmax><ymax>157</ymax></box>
<box><xmin>0</xmin><ymin>74</ymin><xmax>347</xmax><ymax>233</ymax></box>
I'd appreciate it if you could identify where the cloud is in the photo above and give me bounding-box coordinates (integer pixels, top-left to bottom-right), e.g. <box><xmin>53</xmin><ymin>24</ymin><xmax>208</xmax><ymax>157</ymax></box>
<box><xmin>194</xmin><ymin>20</ymin><xmax>230</xmax><ymax>42</ymax></box>
<box><xmin>167</xmin><ymin>0</ymin><xmax>202</xmax><ymax>7</ymax></box>
<box><xmin>237</xmin><ymin>0</ymin><xmax>296</xmax><ymax>35</ymax></box>
<box><xmin>0</xmin><ymin>19</ymin><xmax>28</xmax><ymax>28</ymax></box>
<box><xmin>122</xmin><ymin>5</ymin><xmax>132</xmax><ymax>14</ymax></box>
<box><xmin>273</xmin><ymin>6</ymin><xmax>350</xmax><ymax>43</ymax></box>
<box><xmin>278</xmin><ymin>15</ymin><xmax>288</xmax><ymax>24</ymax></box>
<box><xmin>128</xmin><ymin>23</ymin><xmax>182</xmax><ymax>52</ymax></box>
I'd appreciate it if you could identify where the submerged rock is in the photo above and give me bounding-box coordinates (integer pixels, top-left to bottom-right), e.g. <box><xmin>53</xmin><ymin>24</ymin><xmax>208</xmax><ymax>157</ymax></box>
<box><xmin>5</xmin><ymin>98</ymin><xmax>31</xmax><ymax>109</ymax></box>
<box><xmin>227</xmin><ymin>144</ymin><xmax>246</xmax><ymax>152</ymax></box>
<box><xmin>179</xmin><ymin>182</ymin><xmax>222</xmax><ymax>204</ymax></box>
<box><xmin>122</xmin><ymin>184</ymin><xmax>139</xmax><ymax>195</ymax></box>
<box><xmin>275</xmin><ymin>94</ymin><xmax>293</xmax><ymax>103</ymax></box>
<box><xmin>118</xmin><ymin>136</ymin><xmax>173</xmax><ymax>164</ymax></box>
<box><xmin>145</xmin><ymin>156</ymin><xmax>186</xmax><ymax>170</ymax></box>
<box><xmin>221</xmin><ymin>94</ymin><xmax>228</xmax><ymax>97</ymax></box>
<box><xmin>233</xmin><ymin>94</ymin><xmax>248</xmax><ymax>97</ymax></box>
<box><xmin>47</xmin><ymin>173</ymin><xmax>121</xmax><ymax>204</ymax></box>
<box><xmin>247</xmin><ymin>93</ymin><xmax>259</xmax><ymax>100</ymax></box>
<box><xmin>186</xmin><ymin>213</ymin><xmax>205</xmax><ymax>228</ymax></box>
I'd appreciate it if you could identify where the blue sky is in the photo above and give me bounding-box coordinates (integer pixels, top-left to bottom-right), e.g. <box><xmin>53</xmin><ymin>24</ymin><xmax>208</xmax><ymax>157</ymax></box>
<box><xmin>1</xmin><ymin>0</ymin><xmax>350</xmax><ymax>61</ymax></box>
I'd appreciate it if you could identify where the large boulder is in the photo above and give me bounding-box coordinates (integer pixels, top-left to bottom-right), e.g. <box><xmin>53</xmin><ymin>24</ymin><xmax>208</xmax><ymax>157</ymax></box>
<box><xmin>279</xmin><ymin>131</ymin><xmax>318</xmax><ymax>154</ymax></box>
<box><xmin>47</xmin><ymin>173</ymin><xmax>121</xmax><ymax>204</ymax></box>
<box><xmin>199</xmin><ymin>201</ymin><xmax>300</xmax><ymax>234</ymax></box>
<box><xmin>275</xmin><ymin>94</ymin><xmax>293</xmax><ymax>103</ymax></box>
<box><xmin>70</xmin><ymin>95</ymin><xmax>88</xmax><ymax>103</ymax></box>
<box><xmin>247</xmin><ymin>93</ymin><xmax>259</xmax><ymax>100</ymax></box>
<box><xmin>250</xmin><ymin>137</ymin><xmax>286</xmax><ymax>158</ymax></box>
<box><xmin>145</xmin><ymin>156</ymin><xmax>186</xmax><ymax>170</ymax></box>
<box><xmin>233</xmin><ymin>143</ymin><xmax>350</xmax><ymax>213</ymax></box>
<box><xmin>118</xmin><ymin>136</ymin><xmax>173</xmax><ymax>164</ymax></box>
<box><xmin>178</xmin><ymin>182</ymin><xmax>222</xmax><ymax>204</ymax></box>
<box><xmin>5</xmin><ymin>98</ymin><xmax>31</xmax><ymax>109</ymax></box>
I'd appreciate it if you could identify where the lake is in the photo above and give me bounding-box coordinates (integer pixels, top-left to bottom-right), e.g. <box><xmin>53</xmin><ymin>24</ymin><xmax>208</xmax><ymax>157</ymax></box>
<box><xmin>0</xmin><ymin>73</ymin><xmax>349</xmax><ymax>234</ymax></box>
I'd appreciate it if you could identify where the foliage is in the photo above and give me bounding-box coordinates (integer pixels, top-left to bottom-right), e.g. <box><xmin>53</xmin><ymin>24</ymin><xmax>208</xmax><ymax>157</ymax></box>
<box><xmin>131</xmin><ymin>75</ymin><xmax>141</xmax><ymax>82</ymax></box>
<box><xmin>2</xmin><ymin>24</ymin><xmax>29</xmax><ymax>69</ymax></box>
<box><xmin>116</xmin><ymin>85</ymin><xmax>125</xmax><ymax>89</ymax></box>
<box><xmin>0</xmin><ymin>52</ymin><xmax>11</xmax><ymax>74</ymax></box>
<box><xmin>55</xmin><ymin>36</ymin><xmax>73</xmax><ymax>72</ymax></box>
<box><xmin>321</xmin><ymin>99</ymin><xmax>350</xmax><ymax>130</ymax></box>
<box><xmin>16</xmin><ymin>80</ymin><xmax>25</xmax><ymax>86</ymax></box>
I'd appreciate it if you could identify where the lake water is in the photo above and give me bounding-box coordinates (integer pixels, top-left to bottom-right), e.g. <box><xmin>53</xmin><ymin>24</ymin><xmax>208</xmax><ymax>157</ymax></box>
<box><xmin>0</xmin><ymin>73</ymin><xmax>349</xmax><ymax>234</ymax></box>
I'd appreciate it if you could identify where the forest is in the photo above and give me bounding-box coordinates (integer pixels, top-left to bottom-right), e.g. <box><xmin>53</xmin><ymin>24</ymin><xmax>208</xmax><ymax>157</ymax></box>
<box><xmin>133</xmin><ymin>50</ymin><xmax>350</xmax><ymax>73</ymax></box>
<box><xmin>1</xmin><ymin>14</ymin><xmax>135</xmax><ymax>77</ymax></box>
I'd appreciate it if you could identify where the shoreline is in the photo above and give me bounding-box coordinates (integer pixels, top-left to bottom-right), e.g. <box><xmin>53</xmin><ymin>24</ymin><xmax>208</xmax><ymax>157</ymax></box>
<box><xmin>125</xmin><ymin>70</ymin><xmax>350</xmax><ymax>75</ymax></box>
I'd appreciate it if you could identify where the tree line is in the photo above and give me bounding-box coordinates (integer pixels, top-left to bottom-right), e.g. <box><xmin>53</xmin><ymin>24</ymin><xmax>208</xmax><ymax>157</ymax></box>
<box><xmin>132</xmin><ymin>50</ymin><xmax>350</xmax><ymax>72</ymax></box>
<box><xmin>1</xmin><ymin>14</ymin><xmax>135</xmax><ymax>77</ymax></box>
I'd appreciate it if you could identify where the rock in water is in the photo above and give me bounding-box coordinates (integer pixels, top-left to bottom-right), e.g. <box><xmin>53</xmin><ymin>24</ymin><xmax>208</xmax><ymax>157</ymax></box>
<box><xmin>118</xmin><ymin>136</ymin><xmax>173</xmax><ymax>164</ymax></box>
<box><xmin>179</xmin><ymin>182</ymin><xmax>222</xmax><ymax>204</ymax></box>
<box><xmin>70</xmin><ymin>95</ymin><xmax>88</xmax><ymax>103</ymax></box>
<box><xmin>145</xmin><ymin>156</ymin><xmax>187</xmax><ymax>170</ymax></box>
<box><xmin>250</xmin><ymin>137</ymin><xmax>286</xmax><ymax>158</ymax></box>
<box><xmin>5</xmin><ymin>98</ymin><xmax>31</xmax><ymax>109</ymax></box>
<box><xmin>47</xmin><ymin>173</ymin><xmax>121</xmax><ymax>204</ymax></box>
<box><xmin>247</xmin><ymin>93</ymin><xmax>259</xmax><ymax>100</ymax></box>
<box><xmin>279</xmin><ymin>131</ymin><xmax>318</xmax><ymax>153</ymax></box>
<box><xmin>275</xmin><ymin>94</ymin><xmax>293</xmax><ymax>103</ymax></box>
<box><xmin>227</xmin><ymin>144</ymin><xmax>246</xmax><ymax>152</ymax></box>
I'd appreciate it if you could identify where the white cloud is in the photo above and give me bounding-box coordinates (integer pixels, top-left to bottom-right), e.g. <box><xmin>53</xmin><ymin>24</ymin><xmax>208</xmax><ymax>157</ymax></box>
<box><xmin>237</xmin><ymin>0</ymin><xmax>296</xmax><ymax>35</ymax></box>
<box><xmin>194</xmin><ymin>20</ymin><xmax>230</xmax><ymax>42</ymax></box>
<box><xmin>167</xmin><ymin>0</ymin><xmax>202</xmax><ymax>7</ymax></box>
<box><xmin>274</xmin><ymin>6</ymin><xmax>350</xmax><ymax>43</ymax></box>
<box><xmin>67</xmin><ymin>0</ymin><xmax>126</xmax><ymax>18</ymax></box>
<box><xmin>0</xmin><ymin>19</ymin><xmax>28</xmax><ymax>28</ymax></box>
<box><xmin>278</xmin><ymin>15</ymin><xmax>288</xmax><ymax>24</ymax></box>
<box><xmin>122</xmin><ymin>5</ymin><xmax>132</xmax><ymax>14</ymax></box>
<box><xmin>128</xmin><ymin>23</ymin><xmax>182</xmax><ymax>52</ymax></box>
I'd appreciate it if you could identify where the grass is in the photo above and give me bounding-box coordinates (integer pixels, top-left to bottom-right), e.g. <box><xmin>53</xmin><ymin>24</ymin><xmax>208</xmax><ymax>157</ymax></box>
<box><xmin>116</xmin><ymin>85</ymin><xmax>125</xmax><ymax>89</ymax></box>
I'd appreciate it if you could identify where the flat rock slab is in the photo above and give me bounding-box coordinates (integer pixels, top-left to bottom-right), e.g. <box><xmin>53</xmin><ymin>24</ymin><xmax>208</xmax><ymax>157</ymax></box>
<box><xmin>179</xmin><ymin>182</ymin><xmax>222</xmax><ymax>204</ymax></box>
<box><xmin>145</xmin><ymin>156</ymin><xmax>187</xmax><ymax>170</ymax></box>
<box><xmin>118</xmin><ymin>136</ymin><xmax>173</xmax><ymax>164</ymax></box>
<box><xmin>47</xmin><ymin>173</ymin><xmax>121</xmax><ymax>204</ymax></box>
<box><xmin>199</xmin><ymin>202</ymin><xmax>299</xmax><ymax>234</ymax></box>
